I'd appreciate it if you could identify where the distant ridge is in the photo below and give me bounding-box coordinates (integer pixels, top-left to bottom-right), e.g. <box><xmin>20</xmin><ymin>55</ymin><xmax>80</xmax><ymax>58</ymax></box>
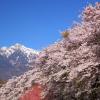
<box><xmin>0</xmin><ymin>43</ymin><xmax>39</xmax><ymax>80</ymax></box>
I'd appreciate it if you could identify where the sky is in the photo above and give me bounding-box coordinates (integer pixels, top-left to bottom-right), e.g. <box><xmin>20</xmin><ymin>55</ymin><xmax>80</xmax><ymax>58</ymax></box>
<box><xmin>0</xmin><ymin>0</ymin><xmax>99</xmax><ymax>50</ymax></box>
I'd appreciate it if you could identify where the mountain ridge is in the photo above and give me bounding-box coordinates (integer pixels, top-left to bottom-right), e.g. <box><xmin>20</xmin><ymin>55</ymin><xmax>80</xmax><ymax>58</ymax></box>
<box><xmin>0</xmin><ymin>43</ymin><xmax>39</xmax><ymax>80</ymax></box>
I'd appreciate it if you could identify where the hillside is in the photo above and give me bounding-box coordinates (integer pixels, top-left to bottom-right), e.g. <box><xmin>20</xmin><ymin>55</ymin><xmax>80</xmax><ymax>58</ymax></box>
<box><xmin>0</xmin><ymin>2</ymin><xmax>100</xmax><ymax>100</ymax></box>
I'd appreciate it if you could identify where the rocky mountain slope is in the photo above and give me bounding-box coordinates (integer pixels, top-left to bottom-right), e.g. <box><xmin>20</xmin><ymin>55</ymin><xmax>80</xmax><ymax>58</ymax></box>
<box><xmin>0</xmin><ymin>44</ymin><xmax>39</xmax><ymax>80</ymax></box>
<box><xmin>0</xmin><ymin>2</ymin><xmax>100</xmax><ymax>100</ymax></box>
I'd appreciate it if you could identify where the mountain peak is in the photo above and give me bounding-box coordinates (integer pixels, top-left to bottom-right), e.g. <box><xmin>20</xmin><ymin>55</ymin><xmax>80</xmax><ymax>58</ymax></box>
<box><xmin>0</xmin><ymin>44</ymin><xmax>39</xmax><ymax>80</ymax></box>
<box><xmin>0</xmin><ymin>44</ymin><xmax>39</xmax><ymax>57</ymax></box>
<box><xmin>13</xmin><ymin>43</ymin><xmax>24</xmax><ymax>48</ymax></box>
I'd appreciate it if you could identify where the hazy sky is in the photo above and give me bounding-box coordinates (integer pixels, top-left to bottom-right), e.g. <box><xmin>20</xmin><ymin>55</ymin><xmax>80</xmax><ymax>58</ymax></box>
<box><xmin>0</xmin><ymin>0</ymin><xmax>99</xmax><ymax>50</ymax></box>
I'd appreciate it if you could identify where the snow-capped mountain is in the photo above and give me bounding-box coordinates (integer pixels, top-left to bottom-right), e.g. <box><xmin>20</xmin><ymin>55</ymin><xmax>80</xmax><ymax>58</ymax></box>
<box><xmin>0</xmin><ymin>44</ymin><xmax>39</xmax><ymax>80</ymax></box>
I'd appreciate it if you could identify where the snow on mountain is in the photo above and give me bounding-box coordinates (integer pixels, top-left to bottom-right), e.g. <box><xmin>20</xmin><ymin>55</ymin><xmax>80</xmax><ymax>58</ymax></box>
<box><xmin>0</xmin><ymin>44</ymin><xmax>39</xmax><ymax>80</ymax></box>
<box><xmin>0</xmin><ymin>43</ymin><xmax>38</xmax><ymax>58</ymax></box>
